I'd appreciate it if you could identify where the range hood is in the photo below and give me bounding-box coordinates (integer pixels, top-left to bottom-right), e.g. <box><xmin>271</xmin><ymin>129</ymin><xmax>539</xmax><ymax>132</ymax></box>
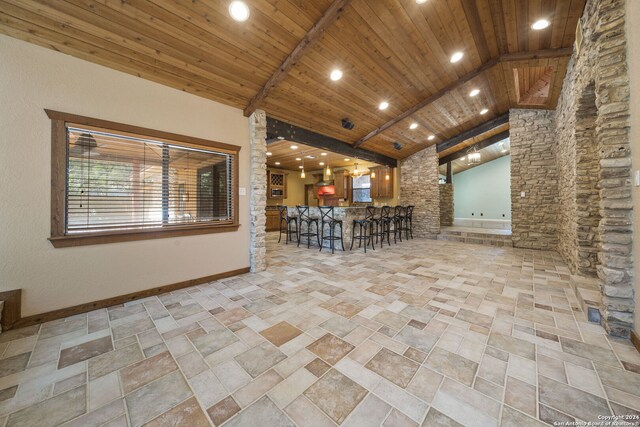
<box><xmin>318</xmin><ymin>185</ymin><xmax>336</xmax><ymax>197</ymax></box>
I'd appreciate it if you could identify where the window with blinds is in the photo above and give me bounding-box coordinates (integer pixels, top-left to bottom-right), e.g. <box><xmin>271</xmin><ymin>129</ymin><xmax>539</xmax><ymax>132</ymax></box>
<box><xmin>47</xmin><ymin>110</ymin><xmax>241</xmax><ymax>247</ymax></box>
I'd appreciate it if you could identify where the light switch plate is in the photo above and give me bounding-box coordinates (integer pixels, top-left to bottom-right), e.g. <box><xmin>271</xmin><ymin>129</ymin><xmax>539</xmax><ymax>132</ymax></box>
<box><xmin>239</xmin><ymin>187</ymin><xmax>247</xmax><ymax>196</ymax></box>
<box><xmin>520</xmin><ymin>191</ymin><xmax>526</xmax><ymax>198</ymax></box>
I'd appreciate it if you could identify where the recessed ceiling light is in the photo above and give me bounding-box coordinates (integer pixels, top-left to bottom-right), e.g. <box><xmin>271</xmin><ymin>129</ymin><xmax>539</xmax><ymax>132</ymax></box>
<box><xmin>410</xmin><ymin>123</ymin><xmax>418</xmax><ymax>130</ymax></box>
<box><xmin>469</xmin><ymin>89</ymin><xmax>480</xmax><ymax>97</ymax></box>
<box><xmin>379</xmin><ymin>101</ymin><xmax>389</xmax><ymax>110</ymax></box>
<box><xmin>306</xmin><ymin>155</ymin><xmax>316</xmax><ymax>159</ymax></box>
<box><xmin>228</xmin><ymin>1</ymin><xmax>250</xmax><ymax>22</ymax></box>
<box><xmin>266</xmin><ymin>151</ymin><xmax>272</xmax><ymax>156</ymax></box>
<box><xmin>344</xmin><ymin>158</ymin><xmax>350</xmax><ymax>161</ymax></box>
<box><xmin>320</xmin><ymin>152</ymin><xmax>327</xmax><ymax>156</ymax></box>
<box><xmin>295</xmin><ymin>158</ymin><xmax>301</xmax><ymax>161</ymax></box>
<box><xmin>330</xmin><ymin>69</ymin><xmax>343</xmax><ymax>81</ymax></box>
<box><xmin>275</xmin><ymin>161</ymin><xmax>280</xmax><ymax>165</ymax></box>
<box><xmin>480</xmin><ymin>108</ymin><xmax>489</xmax><ymax>115</ymax></box>
<box><xmin>319</xmin><ymin>162</ymin><xmax>325</xmax><ymax>166</ymax></box>
<box><xmin>532</xmin><ymin>19</ymin><xmax>550</xmax><ymax>30</ymax></box>
<box><xmin>428</xmin><ymin>135</ymin><xmax>435</xmax><ymax>141</ymax></box>
<box><xmin>416</xmin><ymin>0</ymin><xmax>428</xmax><ymax>3</ymax></box>
<box><xmin>450</xmin><ymin>51</ymin><xmax>464</xmax><ymax>63</ymax></box>
<box><xmin>299</xmin><ymin>165</ymin><xmax>303</xmax><ymax>169</ymax></box>
<box><xmin>460</xmin><ymin>157</ymin><xmax>465</xmax><ymax>161</ymax></box>
<box><xmin>290</xmin><ymin>145</ymin><xmax>298</xmax><ymax>149</ymax></box>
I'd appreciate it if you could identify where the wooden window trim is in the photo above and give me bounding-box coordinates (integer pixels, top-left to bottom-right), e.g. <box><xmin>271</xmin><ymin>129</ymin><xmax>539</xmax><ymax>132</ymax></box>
<box><xmin>46</xmin><ymin>109</ymin><xmax>242</xmax><ymax>248</ymax></box>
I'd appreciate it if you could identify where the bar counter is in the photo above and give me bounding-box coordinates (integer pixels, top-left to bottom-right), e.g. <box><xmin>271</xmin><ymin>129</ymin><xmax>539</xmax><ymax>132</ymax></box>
<box><xmin>285</xmin><ymin>206</ymin><xmax>370</xmax><ymax>249</ymax></box>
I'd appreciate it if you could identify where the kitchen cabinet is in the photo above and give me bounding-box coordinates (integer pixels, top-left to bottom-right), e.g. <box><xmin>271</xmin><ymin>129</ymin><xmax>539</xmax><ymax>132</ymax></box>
<box><xmin>265</xmin><ymin>208</ymin><xmax>280</xmax><ymax>231</ymax></box>
<box><xmin>333</xmin><ymin>170</ymin><xmax>349</xmax><ymax>199</ymax></box>
<box><xmin>267</xmin><ymin>169</ymin><xmax>288</xmax><ymax>199</ymax></box>
<box><xmin>369</xmin><ymin>167</ymin><xmax>394</xmax><ymax>198</ymax></box>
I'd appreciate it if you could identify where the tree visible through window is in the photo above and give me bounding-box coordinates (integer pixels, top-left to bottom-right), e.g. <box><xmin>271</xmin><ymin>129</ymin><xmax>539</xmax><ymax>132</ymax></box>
<box><xmin>352</xmin><ymin>175</ymin><xmax>372</xmax><ymax>203</ymax></box>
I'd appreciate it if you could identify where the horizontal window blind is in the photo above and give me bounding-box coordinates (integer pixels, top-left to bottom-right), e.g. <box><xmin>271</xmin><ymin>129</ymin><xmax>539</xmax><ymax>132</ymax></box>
<box><xmin>66</xmin><ymin>125</ymin><xmax>234</xmax><ymax>234</ymax></box>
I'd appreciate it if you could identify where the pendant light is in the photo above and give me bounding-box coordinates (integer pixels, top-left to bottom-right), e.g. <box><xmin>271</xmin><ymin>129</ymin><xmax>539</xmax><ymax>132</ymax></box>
<box><xmin>467</xmin><ymin>146</ymin><xmax>481</xmax><ymax>164</ymax></box>
<box><xmin>371</xmin><ymin>169</ymin><xmax>376</xmax><ymax>179</ymax></box>
<box><xmin>324</xmin><ymin>161</ymin><xmax>332</xmax><ymax>178</ymax></box>
<box><xmin>352</xmin><ymin>162</ymin><xmax>363</xmax><ymax>178</ymax></box>
<box><xmin>300</xmin><ymin>155</ymin><xmax>306</xmax><ymax>179</ymax></box>
<box><xmin>385</xmin><ymin>165</ymin><xmax>390</xmax><ymax>181</ymax></box>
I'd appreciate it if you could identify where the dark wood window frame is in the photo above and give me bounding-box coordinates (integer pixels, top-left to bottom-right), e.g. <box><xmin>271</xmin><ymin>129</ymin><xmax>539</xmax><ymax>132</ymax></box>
<box><xmin>46</xmin><ymin>110</ymin><xmax>241</xmax><ymax>248</ymax></box>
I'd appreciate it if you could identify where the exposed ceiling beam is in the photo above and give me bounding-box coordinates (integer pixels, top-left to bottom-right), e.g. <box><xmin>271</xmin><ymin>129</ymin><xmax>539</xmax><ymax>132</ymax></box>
<box><xmin>436</xmin><ymin>113</ymin><xmax>509</xmax><ymax>153</ymax></box>
<box><xmin>243</xmin><ymin>0</ymin><xmax>352</xmax><ymax>117</ymax></box>
<box><xmin>439</xmin><ymin>130</ymin><xmax>510</xmax><ymax>165</ymax></box>
<box><xmin>267</xmin><ymin>117</ymin><xmax>397</xmax><ymax>168</ymax></box>
<box><xmin>354</xmin><ymin>47</ymin><xmax>573</xmax><ymax>147</ymax></box>
<box><xmin>353</xmin><ymin>58</ymin><xmax>500</xmax><ymax>148</ymax></box>
<box><xmin>500</xmin><ymin>47</ymin><xmax>573</xmax><ymax>62</ymax></box>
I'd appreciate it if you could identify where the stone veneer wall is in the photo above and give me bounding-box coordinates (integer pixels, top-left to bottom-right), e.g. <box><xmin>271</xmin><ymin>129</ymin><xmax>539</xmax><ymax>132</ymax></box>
<box><xmin>249</xmin><ymin>110</ymin><xmax>267</xmax><ymax>272</ymax></box>
<box><xmin>399</xmin><ymin>145</ymin><xmax>440</xmax><ymax>238</ymax></box>
<box><xmin>439</xmin><ymin>184</ymin><xmax>454</xmax><ymax>226</ymax></box>
<box><xmin>553</xmin><ymin>0</ymin><xmax>634</xmax><ymax>337</ymax></box>
<box><xmin>510</xmin><ymin>109</ymin><xmax>559</xmax><ymax>251</ymax></box>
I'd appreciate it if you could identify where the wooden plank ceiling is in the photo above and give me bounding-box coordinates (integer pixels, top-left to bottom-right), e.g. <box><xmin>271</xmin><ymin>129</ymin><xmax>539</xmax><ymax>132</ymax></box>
<box><xmin>0</xmin><ymin>0</ymin><xmax>585</xmax><ymax>160</ymax></box>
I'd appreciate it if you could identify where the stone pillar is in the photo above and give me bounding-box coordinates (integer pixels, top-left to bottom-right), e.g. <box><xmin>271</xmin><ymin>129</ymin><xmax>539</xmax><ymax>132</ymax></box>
<box><xmin>249</xmin><ymin>110</ymin><xmax>267</xmax><ymax>272</ymax></box>
<box><xmin>439</xmin><ymin>183</ymin><xmax>454</xmax><ymax>226</ymax></box>
<box><xmin>510</xmin><ymin>109</ymin><xmax>559</xmax><ymax>250</ymax></box>
<box><xmin>399</xmin><ymin>145</ymin><xmax>440</xmax><ymax>238</ymax></box>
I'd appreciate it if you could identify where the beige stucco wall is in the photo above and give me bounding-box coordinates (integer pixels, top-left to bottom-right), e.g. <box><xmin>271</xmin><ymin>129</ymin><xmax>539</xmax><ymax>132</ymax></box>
<box><xmin>627</xmin><ymin>0</ymin><xmax>640</xmax><ymax>335</ymax></box>
<box><xmin>0</xmin><ymin>35</ymin><xmax>251</xmax><ymax>316</ymax></box>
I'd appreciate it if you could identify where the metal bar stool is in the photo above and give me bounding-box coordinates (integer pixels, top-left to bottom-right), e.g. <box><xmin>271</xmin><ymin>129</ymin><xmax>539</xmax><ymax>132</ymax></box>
<box><xmin>319</xmin><ymin>206</ymin><xmax>345</xmax><ymax>254</ymax></box>
<box><xmin>277</xmin><ymin>205</ymin><xmax>298</xmax><ymax>244</ymax></box>
<box><xmin>405</xmin><ymin>205</ymin><xmax>415</xmax><ymax>239</ymax></box>
<box><xmin>296</xmin><ymin>205</ymin><xmax>320</xmax><ymax>248</ymax></box>
<box><xmin>392</xmin><ymin>206</ymin><xmax>406</xmax><ymax>243</ymax></box>
<box><xmin>376</xmin><ymin>206</ymin><xmax>393</xmax><ymax>247</ymax></box>
<box><xmin>350</xmin><ymin>206</ymin><xmax>376</xmax><ymax>253</ymax></box>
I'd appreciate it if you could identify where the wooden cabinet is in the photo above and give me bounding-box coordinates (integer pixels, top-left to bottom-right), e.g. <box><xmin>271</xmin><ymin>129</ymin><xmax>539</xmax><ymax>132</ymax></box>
<box><xmin>333</xmin><ymin>170</ymin><xmax>349</xmax><ymax>199</ymax></box>
<box><xmin>267</xmin><ymin>169</ymin><xmax>288</xmax><ymax>199</ymax></box>
<box><xmin>265</xmin><ymin>209</ymin><xmax>280</xmax><ymax>231</ymax></box>
<box><xmin>369</xmin><ymin>167</ymin><xmax>394</xmax><ymax>198</ymax></box>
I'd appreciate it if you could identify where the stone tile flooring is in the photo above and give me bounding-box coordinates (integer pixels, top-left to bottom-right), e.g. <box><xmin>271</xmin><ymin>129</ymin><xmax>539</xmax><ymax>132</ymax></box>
<box><xmin>0</xmin><ymin>233</ymin><xmax>639</xmax><ymax>426</ymax></box>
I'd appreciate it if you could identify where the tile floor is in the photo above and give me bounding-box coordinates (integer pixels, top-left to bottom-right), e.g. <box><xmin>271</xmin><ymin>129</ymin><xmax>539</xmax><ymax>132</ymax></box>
<box><xmin>0</xmin><ymin>233</ymin><xmax>639</xmax><ymax>426</ymax></box>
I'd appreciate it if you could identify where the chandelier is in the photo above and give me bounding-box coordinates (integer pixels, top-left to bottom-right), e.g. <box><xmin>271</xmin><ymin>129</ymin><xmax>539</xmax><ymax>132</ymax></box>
<box><xmin>467</xmin><ymin>146</ymin><xmax>481</xmax><ymax>164</ymax></box>
<box><xmin>351</xmin><ymin>162</ymin><xmax>364</xmax><ymax>177</ymax></box>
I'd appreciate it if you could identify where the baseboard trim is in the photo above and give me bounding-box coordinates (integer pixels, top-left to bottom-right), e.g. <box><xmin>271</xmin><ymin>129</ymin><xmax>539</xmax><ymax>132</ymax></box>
<box><xmin>631</xmin><ymin>329</ymin><xmax>640</xmax><ymax>354</ymax></box>
<box><xmin>9</xmin><ymin>267</ymin><xmax>250</xmax><ymax>330</ymax></box>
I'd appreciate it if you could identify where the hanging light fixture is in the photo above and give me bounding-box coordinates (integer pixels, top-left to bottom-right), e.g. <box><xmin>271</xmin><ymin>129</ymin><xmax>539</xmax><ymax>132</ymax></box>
<box><xmin>371</xmin><ymin>169</ymin><xmax>376</xmax><ymax>179</ymax></box>
<box><xmin>324</xmin><ymin>160</ymin><xmax>332</xmax><ymax>178</ymax></box>
<box><xmin>467</xmin><ymin>146</ymin><xmax>481</xmax><ymax>164</ymax></box>
<box><xmin>385</xmin><ymin>165</ymin><xmax>390</xmax><ymax>181</ymax></box>
<box><xmin>352</xmin><ymin>162</ymin><xmax>363</xmax><ymax>177</ymax></box>
<box><xmin>300</xmin><ymin>154</ymin><xmax>306</xmax><ymax>178</ymax></box>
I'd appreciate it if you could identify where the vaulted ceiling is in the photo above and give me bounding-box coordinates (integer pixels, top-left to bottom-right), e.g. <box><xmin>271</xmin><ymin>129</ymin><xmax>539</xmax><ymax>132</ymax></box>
<box><xmin>0</xmin><ymin>0</ymin><xmax>585</xmax><ymax>159</ymax></box>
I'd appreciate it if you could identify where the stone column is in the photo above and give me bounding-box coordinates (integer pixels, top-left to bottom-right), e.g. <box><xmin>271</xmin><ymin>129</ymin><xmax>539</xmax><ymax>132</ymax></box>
<box><xmin>399</xmin><ymin>145</ymin><xmax>440</xmax><ymax>238</ymax></box>
<box><xmin>510</xmin><ymin>109</ymin><xmax>559</xmax><ymax>250</ymax></box>
<box><xmin>249</xmin><ymin>110</ymin><xmax>267</xmax><ymax>272</ymax></box>
<box><xmin>439</xmin><ymin>183</ymin><xmax>454</xmax><ymax>226</ymax></box>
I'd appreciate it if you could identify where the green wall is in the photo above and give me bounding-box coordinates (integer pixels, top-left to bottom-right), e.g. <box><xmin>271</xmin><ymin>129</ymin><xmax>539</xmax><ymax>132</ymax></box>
<box><xmin>452</xmin><ymin>155</ymin><xmax>511</xmax><ymax>220</ymax></box>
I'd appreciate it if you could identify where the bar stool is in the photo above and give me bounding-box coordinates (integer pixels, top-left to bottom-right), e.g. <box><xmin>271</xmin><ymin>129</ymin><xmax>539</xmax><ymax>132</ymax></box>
<box><xmin>351</xmin><ymin>206</ymin><xmax>376</xmax><ymax>253</ymax></box>
<box><xmin>405</xmin><ymin>205</ymin><xmax>415</xmax><ymax>239</ymax></box>
<box><xmin>277</xmin><ymin>205</ymin><xmax>298</xmax><ymax>244</ymax></box>
<box><xmin>296</xmin><ymin>205</ymin><xmax>320</xmax><ymax>248</ymax></box>
<box><xmin>319</xmin><ymin>206</ymin><xmax>345</xmax><ymax>254</ymax></box>
<box><xmin>376</xmin><ymin>206</ymin><xmax>393</xmax><ymax>247</ymax></box>
<box><xmin>393</xmin><ymin>206</ymin><xmax>406</xmax><ymax>243</ymax></box>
